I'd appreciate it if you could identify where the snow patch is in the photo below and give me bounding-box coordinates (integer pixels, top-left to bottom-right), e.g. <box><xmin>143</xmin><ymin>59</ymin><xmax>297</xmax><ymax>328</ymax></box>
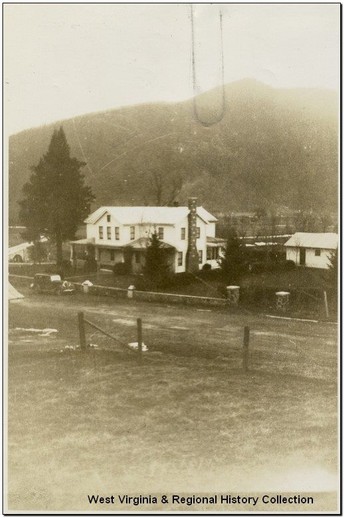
<box><xmin>128</xmin><ymin>342</ymin><xmax>148</xmax><ymax>352</ymax></box>
<box><xmin>15</xmin><ymin>327</ymin><xmax>58</xmax><ymax>336</ymax></box>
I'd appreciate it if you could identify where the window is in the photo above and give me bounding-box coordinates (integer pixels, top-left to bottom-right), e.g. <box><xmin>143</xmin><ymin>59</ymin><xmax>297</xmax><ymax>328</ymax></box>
<box><xmin>107</xmin><ymin>214</ymin><xmax>111</xmax><ymax>223</ymax></box>
<box><xmin>107</xmin><ymin>227</ymin><xmax>111</xmax><ymax>240</ymax></box>
<box><xmin>110</xmin><ymin>250</ymin><xmax>115</xmax><ymax>261</ymax></box>
<box><xmin>177</xmin><ymin>252</ymin><xmax>183</xmax><ymax>266</ymax></box>
<box><xmin>99</xmin><ymin>226</ymin><xmax>103</xmax><ymax>239</ymax></box>
<box><xmin>196</xmin><ymin>227</ymin><xmax>201</xmax><ymax>239</ymax></box>
<box><xmin>198</xmin><ymin>250</ymin><xmax>203</xmax><ymax>264</ymax></box>
<box><xmin>158</xmin><ymin>227</ymin><xmax>164</xmax><ymax>240</ymax></box>
<box><xmin>115</xmin><ymin>227</ymin><xmax>120</xmax><ymax>240</ymax></box>
<box><xmin>207</xmin><ymin>247</ymin><xmax>219</xmax><ymax>261</ymax></box>
<box><xmin>130</xmin><ymin>226</ymin><xmax>135</xmax><ymax>240</ymax></box>
<box><xmin>181</xmin><ymin>228</ymin><xmax>186</xmax><ymax>240</ymax></box>
<box><xmin>315</xmin><ymin>249</ymin><xmax>321</xmax><ymax>256</ymax></box>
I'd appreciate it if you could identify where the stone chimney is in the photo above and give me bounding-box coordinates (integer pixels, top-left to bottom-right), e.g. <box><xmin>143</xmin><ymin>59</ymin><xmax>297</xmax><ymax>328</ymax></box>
<box><xmin>186</xmin><ymin>197</ymin><xmax>199</xmax><ymax>273</ymax></box>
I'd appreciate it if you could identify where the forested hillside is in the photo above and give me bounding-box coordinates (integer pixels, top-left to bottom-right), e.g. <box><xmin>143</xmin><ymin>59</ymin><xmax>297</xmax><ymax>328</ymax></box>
<box><xmin>9</xmin><ymin>79</ymin><xmax>338</xmax><ymax>223</ymax></box>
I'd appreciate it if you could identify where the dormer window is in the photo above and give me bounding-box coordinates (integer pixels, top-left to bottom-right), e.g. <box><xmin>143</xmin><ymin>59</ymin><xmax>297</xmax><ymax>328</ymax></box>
<box><xmin>107</xmin><ymin>214</ymin><xmax>111</xmax><ymax>223</ymax></box>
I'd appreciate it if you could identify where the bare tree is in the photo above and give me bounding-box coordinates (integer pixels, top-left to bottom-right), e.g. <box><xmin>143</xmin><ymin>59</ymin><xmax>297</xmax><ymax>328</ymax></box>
<box><xmin>150</xmin><ymin>170</ymin><xmax>183</xmax><ymax>206</ymax></box>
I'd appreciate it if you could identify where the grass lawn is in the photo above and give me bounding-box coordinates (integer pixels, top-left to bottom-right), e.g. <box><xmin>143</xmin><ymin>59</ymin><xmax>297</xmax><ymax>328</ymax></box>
<box><xmin>6</xmin><ymin>294</ymin><xmax>338</xmax><ymax>512</ymax></box>
<box><xmin>240</xmin><ymin>268</ymin><xmax>328</xmax><ymax>290</ymax></box>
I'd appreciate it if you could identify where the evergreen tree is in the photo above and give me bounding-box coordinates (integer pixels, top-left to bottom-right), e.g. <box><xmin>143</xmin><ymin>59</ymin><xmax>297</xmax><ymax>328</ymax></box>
<box><xmin>19</xmin><ymin>127</ymin><xmax>94</xmax><ymax>265</ymax></box>
<box><xmin>144</xmin><ymin>232</ymin><xmax>170</xmax><ymax>288</ymax></box>
<box><xmin>219</xmin><ymin>228</ymin><xmax>246</xmax><ymax>283</ymax></box>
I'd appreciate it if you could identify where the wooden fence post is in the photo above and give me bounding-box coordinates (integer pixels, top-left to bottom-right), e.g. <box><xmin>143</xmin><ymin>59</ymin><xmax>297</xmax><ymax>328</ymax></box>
<box><xmin>323</xmin><ymin>291</ymin><xmax>329</xmax><ymax>319</ymax></box>
<box><xmin>137</xmin><ymin>318</ymin><xmax>143</xmax><ymax>363</ymax></box>
<box><xmin>243</xmin><ymin>326</ymin><xmax>250</xmax><ymax>372</ymax></box>
<box><xmin>78</xmin><ymin>311</ymin><xmax>87</xmax><ymax>350</ymax></box>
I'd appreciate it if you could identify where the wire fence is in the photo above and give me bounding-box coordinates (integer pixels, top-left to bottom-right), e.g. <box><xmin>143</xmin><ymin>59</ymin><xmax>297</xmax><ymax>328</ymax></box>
<box><xmin>76</xmin><ymin>309</ymin><xmax>337</xmax><ymax>383</ymax></box>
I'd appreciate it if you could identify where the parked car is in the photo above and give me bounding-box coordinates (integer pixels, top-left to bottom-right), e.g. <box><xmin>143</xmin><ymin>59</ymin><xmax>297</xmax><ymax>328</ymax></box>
<box><xmin>30</xmin><ymin>273</ymin><xmax>75</xmax><ymax>295</ymax></box>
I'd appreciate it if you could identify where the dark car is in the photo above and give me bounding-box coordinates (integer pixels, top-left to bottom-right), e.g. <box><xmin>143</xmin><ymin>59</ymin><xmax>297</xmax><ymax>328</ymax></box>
<box><xmin>30</xmin><ymin>273</ymin><xmax>75</xmax><ymax>295</ymax></box>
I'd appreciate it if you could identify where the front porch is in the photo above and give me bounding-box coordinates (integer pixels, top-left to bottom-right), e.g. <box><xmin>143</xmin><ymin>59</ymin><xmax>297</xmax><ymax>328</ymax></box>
<box><xmin>206</xmin><ymin>236</ymin><xmax>226</xmax><ymax>269</ymax></box>
<box><xmin>69</xmin><ymin>236</ymin><xmax>176</xmax><ymax>274</ymax></box>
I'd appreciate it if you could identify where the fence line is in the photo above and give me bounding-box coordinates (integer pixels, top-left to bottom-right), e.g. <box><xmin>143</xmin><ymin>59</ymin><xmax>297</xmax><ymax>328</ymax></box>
<box><xmin>77</xmin><ymin>311</ymin><xmax>141</xmax><ymax>361</ymax></box>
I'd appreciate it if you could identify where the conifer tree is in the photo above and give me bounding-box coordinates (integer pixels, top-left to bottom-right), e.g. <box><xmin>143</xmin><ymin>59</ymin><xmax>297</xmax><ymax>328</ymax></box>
<box><xmin>144</xmin><ymin>232</ymin><xmax>170</xmax><ymax>288</ymax></box>
<box><xmin>19</xmin><ymin>127</ymin><xmax>95</xmax><ymax>265</ymax></box>
<box><xmin>219</xmin><ymin>227</ymin><xmax>245</xmax><ymax>283</ymax></box>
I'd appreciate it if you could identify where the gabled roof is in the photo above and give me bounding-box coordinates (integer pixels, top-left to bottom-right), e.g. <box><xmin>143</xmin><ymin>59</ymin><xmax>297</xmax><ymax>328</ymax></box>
<box><xmin>197</xmin><ymin>207</ymin><xmax>218</xmax><ymax>223</ymax></box>
<box><xmin>8</xmin><ymin>242</ymin><xmax>33</xmax><ymax>255</ymax></box>
<box><xmin>284</xmin><ymin>232</ymin><xmax>338</xmax><ymax>250</ymax></box>
<box><xmin>85</xmin><ymin>206</ymin><xmax>217</xmax><ymax>225</ymax></box>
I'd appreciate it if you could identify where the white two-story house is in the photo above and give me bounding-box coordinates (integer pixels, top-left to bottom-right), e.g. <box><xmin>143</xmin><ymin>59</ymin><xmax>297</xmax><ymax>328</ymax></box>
<box><xmin>70</xmin><ymin>198</ymin><xmax>225</xmax><ymax>274</ymax></box>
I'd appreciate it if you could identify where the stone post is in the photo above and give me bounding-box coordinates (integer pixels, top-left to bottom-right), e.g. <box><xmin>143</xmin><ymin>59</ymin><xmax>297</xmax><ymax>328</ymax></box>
<box><xmin>275</xmin><ymin>291</ymin><xmax>290</xmax><ymax>312</ymax></box>
<box><xmin>226</xmin><ymin>285</ymin><xmax>240</xmax><ymax>306</ymax></box>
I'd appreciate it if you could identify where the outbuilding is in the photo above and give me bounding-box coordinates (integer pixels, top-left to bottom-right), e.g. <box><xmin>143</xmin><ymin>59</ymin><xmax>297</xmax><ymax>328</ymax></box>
<box><xmin>284</xmin><ymin>232</ymin><xmax>337</xmax><ymax>269</ymax></box>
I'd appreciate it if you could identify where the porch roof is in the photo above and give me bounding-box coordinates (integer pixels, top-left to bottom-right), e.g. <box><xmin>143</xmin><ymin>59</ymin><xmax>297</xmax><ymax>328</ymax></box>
<box><xmin>206</xmin><ymin>236</ymin><xmax>226</xmax><ymax>247</ymax></box>
<box><xmin>69</xmin><ymin>238</ymin><xmax>95</xmax><ymax>245</ymax></box>
<box><xmin>125</xmin><ymin>237</ymin><xmax>175</xmax><ymax>250</ymax></box>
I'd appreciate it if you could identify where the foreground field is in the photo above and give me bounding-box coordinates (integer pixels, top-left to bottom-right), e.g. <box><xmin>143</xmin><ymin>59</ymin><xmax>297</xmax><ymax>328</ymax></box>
<box><xmin>6</xmin><ymin>294</ymin><xmax>338</xmax><ymax>512</ymax></box>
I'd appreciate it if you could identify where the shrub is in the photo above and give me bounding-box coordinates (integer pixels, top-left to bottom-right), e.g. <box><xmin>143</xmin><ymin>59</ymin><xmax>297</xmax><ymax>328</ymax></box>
<box><xmin>84</xmin><ymin>257</ymin><xmax>97</xmax><ymax>273</ymax></box>
<box><xmin>278</xmin><ymin>259</ymin><xmax>296</xmax><ymax>271</ymax></box>
<box><xmin>248</xmin><ymin>260</ymin><xmax>296</xmax><ymax>274</ymax></box>
<box><xmin>113</xmin><ymin>262</ymin><xmax>129</xmax><ymax>275</ymax></box>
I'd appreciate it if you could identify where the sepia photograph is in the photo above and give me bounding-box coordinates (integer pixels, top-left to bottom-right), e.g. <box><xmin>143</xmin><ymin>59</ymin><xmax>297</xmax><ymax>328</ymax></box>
<box><xmin>4</xmin><ymin>2</ymin><xmax>340</xmax><ymax>513</ymax></box>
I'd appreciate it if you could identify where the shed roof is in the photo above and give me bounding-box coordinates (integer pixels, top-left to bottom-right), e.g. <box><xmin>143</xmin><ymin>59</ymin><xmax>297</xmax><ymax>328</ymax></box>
<box><xmin>85</xmin><ymin>206</ymin><xmax>217</xmax><ymax>226</ymax></box>
<box><xmin>284</xmin><ymin>232</ymin><xmax>338</xmax><ymax>250</ymax></box>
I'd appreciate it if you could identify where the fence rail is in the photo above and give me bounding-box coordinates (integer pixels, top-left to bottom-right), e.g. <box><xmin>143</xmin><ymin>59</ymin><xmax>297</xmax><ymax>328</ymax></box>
<box><xmin>77</xmin><ymin>311</ymin><xmax>252</xmax><ymax>371</ymax></box>
<box><xmin>77</xmin><ymin>311</ymin><xmax>143</xmax><ymax>361</ymax></box>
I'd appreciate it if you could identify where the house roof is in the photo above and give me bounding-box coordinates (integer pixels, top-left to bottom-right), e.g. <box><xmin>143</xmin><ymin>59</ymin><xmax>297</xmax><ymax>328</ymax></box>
<box><xmin>85</xmin><ymin>206</ymin><xmax>217</xmax><ymax>226</ymax></box>
<box><xmin>8</xmin><ymin>242</ymin><xmax>33</xmax><ymax>255</ymax></box>
<box><xmin>284</xmin><ymin>232</ymin><xmax>338</xmax><ymax>250</ymax></box>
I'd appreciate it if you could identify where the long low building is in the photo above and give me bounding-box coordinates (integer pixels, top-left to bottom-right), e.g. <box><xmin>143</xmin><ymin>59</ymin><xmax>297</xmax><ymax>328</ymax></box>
<box><xmin>284</xmin><ymin>232</ymin><xmax>338</xmax><ymax>269</ymax></box>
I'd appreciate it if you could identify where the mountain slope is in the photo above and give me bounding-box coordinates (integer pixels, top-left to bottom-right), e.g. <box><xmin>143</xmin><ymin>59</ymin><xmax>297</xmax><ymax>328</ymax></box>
<box><xmin>9</xmin><ymin>79</ymin><xmax>338</xmax><ymax>223</ymax></box>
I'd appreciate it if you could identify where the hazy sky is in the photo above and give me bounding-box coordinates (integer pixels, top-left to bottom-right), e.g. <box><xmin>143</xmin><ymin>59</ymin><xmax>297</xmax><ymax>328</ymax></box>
<box><xmin>4</xmin><ymin>3</ymin><xmax>340</xmax><ymax>135</ymax></box>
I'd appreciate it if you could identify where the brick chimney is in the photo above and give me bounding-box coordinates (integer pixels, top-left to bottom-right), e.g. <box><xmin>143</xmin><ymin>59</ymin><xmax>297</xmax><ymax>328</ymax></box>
<box><xmin>186</xmin><ymin>197</ymin><xmax>199</xmax><ymax>273</ymax></box>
